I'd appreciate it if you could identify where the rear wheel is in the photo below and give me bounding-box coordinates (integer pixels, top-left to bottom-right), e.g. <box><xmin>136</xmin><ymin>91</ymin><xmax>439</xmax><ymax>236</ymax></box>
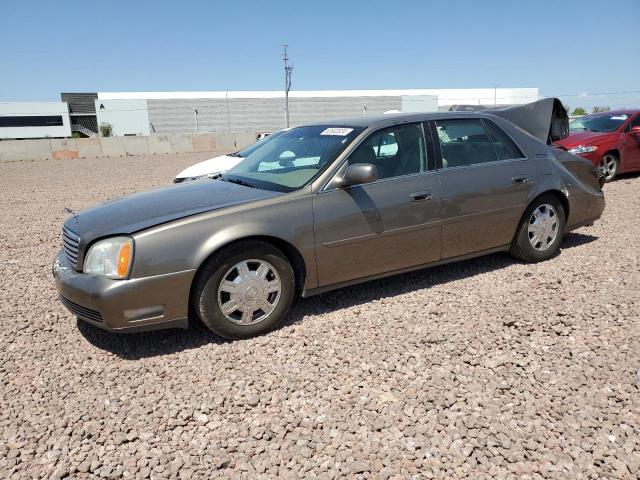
<box><xmin>509</xmin><ymin>195</ymin><xmax>565</xmax><ymax>263</ymax></box>
<box><xmin>192</xmin><ymin>241</ymin><xmax>295</xmax><ymax>339</ymax></box>
<box><xmin>600</xmin><ymin>153</ymin><xmax>618</xmax><ymax>182</ymax></box>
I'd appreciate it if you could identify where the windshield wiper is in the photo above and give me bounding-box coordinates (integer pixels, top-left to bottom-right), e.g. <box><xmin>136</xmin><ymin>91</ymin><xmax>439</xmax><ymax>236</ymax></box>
<box><xmin>221</xmin><ymin>176</ymin><xmax>257</xmax><ymax>189</ymax></box>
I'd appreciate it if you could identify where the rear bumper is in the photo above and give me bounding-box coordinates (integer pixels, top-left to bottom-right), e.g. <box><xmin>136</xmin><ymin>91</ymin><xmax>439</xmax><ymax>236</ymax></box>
<box><xmin>566</xmin><ymin>191</ymin><xmax>605</xmax><ymax>231</ymax></box>
<box><xmin>53</xmin><ymin>251</ymin><xmax>195</xmax><ymax>332</ymax></box>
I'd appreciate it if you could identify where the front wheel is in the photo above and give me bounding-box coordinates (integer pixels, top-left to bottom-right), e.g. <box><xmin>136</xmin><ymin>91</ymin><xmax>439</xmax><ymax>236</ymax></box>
<box><xmin>509</xmin><ymin>195</ymin><xmax>565</xmax><ymax>263</ymax></box>
<box><xmin>599</xmin><ymin>153</ymin><xmax>618</xmax><ymax>182</ymax></box>
<box><xmin>192</xmin><ymin>241</ymin><xmax>295</xmax><ymax>339</ymax></box>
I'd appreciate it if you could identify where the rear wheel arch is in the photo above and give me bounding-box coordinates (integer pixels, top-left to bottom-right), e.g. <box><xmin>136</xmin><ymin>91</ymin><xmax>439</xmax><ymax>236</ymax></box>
<box><xmin>510</xmin><ymin>192</ymin><xmax>567</xmax><ymax>262</ymax></box>
<box><xmin>518</xmin><ymin>190</ymin><xmax>569</xmax><ymax>233</ymax></box>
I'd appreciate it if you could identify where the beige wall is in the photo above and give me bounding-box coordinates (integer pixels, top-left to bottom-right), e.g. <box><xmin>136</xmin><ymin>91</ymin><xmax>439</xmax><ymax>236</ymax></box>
<box><xmin>0</xmin><ymin>132</ymin><xmax>259</xmax><ymax>162</ymax></box>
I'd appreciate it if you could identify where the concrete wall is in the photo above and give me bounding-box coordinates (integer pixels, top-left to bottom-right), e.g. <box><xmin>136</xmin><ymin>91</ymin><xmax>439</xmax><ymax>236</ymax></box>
<box><xmin>0</xmin><ymin>102</ymin><xmax>72</xmax><ymax>139</ymax></box>
<box><xmin>401</xmin><ymin>95</ymin><xmax>438</xmax><ymax>113</ymax></box>
<box><xmin>95</xmin><ymin>99</ymin><xmax>150</xmax><ymax>136</ymax></box>
<box><xmin>146</xmin><ymin>96</ymin><xmax>403</xmax><ymax>135</ymax></box>
<box><xmin>0</xmin><ymin>132</ymin><xmax>260</xmax><ymax>162</ymax></box>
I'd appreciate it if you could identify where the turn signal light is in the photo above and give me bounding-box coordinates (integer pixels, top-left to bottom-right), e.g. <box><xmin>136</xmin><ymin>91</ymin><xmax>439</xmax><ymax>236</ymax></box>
<box><xmin>118</xmin><ymin>241</ymin><xmax>132</xmax><ymax>277</ymax></box>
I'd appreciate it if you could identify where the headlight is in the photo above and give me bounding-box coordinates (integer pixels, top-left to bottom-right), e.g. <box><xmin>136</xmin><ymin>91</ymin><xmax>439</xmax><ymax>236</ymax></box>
<box><xmin>83</xmin><ymin>236</ymin><xmax>133</xmax><ymax>279</ymax></box>
<box><xmin>568</xmin><ymin>145</ymin><xmax>598</xmax><ymax>155</ymax></box>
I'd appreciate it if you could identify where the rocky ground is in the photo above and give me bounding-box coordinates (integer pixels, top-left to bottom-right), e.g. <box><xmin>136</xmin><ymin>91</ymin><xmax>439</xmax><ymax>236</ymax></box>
<box><xmin>0</xmin><ymin>154</ymin><xmax>638</xmax><ymax>479</ymax></box>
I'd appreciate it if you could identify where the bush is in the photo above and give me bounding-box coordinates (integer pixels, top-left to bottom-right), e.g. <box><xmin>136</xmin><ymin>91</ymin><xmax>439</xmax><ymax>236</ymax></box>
<box><xmin>571</xmin><ymin>107</ymin><xmax>587</xmax><ymax>116</ymax></box>
<box><xmin>99</xmin><ymin>123</ymin><xmax>113</xmax><ymax>137</ymax></box>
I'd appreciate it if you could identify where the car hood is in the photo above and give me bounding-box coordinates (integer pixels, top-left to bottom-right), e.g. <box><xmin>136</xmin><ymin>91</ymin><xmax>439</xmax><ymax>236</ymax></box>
<box><xmin>175</xmin><ymin>154</ymin><xmax>243</xmax><ymax>179</ymax></box>
<box><xmin>555</xmin><ymin>130</ymin><xmax>613</xmax><ymax>148</ymax></box>
<box><xmin>64</xmin><ymin>179</ymin><xmax>282</xmax><ymax>243</ymax></box>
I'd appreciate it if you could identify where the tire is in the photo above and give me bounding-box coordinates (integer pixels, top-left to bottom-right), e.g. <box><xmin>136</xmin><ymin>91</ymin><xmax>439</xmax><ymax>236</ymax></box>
<box><xmin>192</xmin><ymin>241</ymin><xmax>295</xmax><ymax>339</ymax></box>
<box><xmin>600</xmin><ymin>153</ymin><xmax>619</xmax><ymax>182</ymax></box>
<box><xmin>509</xmin><ymin>194</ymin><xmax>566</xmax><ymax>263</ymax></box>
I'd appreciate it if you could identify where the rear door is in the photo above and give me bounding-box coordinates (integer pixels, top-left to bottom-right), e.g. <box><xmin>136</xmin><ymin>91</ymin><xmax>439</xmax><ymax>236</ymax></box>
<box><xmin>313</xmin><ymin>122</ymin><xmax>441</xmax><ymax>286</ymax></box>
<box><xmin>431</xmin><ymin>117</ymin><xmax>538</xmax><ymax>258</ymax></box>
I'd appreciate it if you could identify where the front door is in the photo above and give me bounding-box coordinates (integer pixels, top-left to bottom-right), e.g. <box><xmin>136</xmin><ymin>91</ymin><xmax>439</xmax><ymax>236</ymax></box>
<box><xmin>432</xmin><ymin>118</ymin><xmax>539</xmax><ymax>259</ymax></box>
<box><xmin>313</xmin><ymin>123</ymin><xmax>441</xmax><ymax>287</ymax></box>
<box><xmin>620</xmin><ymin>114</ymin><xmax>640</xmax><ymax>171</ymax></box>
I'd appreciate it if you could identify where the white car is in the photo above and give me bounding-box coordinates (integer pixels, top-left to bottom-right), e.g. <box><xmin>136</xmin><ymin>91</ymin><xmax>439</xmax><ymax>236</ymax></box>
<box><xmin>174</xmin><ymin>130</ymin><xmax>285</xmax><ymax>183</ymax></box>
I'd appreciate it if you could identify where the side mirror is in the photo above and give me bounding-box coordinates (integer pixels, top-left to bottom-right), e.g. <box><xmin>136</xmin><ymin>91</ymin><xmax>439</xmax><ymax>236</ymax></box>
<box><xmin>631</xmin><ymin>126</ymin><xmax>640</xmax><ymax>133</ymax></box>
<box><xmin>339</xmin><ymin>163</ymin><xmax>378</xmax><ymax>188</ymax></box>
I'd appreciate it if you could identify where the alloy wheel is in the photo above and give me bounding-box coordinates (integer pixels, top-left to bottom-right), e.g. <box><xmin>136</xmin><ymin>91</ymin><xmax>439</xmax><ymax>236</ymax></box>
<box><xmin>599</xmin><ymin>154</ymin><xmax>617</xmax><ymax>181</ymax></box>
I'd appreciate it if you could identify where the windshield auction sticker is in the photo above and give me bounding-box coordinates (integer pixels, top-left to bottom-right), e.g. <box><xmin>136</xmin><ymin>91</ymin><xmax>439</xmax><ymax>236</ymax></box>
<box><xmin>321</xmin><ymin>127</ymin><xmax>354</xmax><ymax>136</ymax></box>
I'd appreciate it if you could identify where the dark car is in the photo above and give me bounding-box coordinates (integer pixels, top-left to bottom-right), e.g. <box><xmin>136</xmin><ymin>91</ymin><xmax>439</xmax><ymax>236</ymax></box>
<box><xmin>54</xmin><ymin>105</ymin><xmax>605</xmax><ymax>339</ymax></box>
<box><xmin>554</xmin><ymin>110</ymin><xmax>640</xmax><ymax>181</ymax></box>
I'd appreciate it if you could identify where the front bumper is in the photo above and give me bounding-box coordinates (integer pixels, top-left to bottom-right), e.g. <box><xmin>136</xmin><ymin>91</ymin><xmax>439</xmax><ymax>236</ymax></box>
<box><xmin>53</xmin><ymin>251</ymin><xmax>196</xmax><ymax>332</ymax></box>
<box><xmin>575</xmin><ymin>151</ymin><xmax>600</xmax><ymax>166</ymax></box>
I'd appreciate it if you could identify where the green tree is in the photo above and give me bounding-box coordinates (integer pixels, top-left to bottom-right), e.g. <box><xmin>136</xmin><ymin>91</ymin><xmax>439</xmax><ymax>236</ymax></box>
<box><xmin>571</xmin><ymin>107</ymin><xmax>587</xmax><ymax>116</ymax></box>
<box><xmin>99</xmin><ymin>122</ymin><xmax>113</xmax><ymax>137</ymax></box>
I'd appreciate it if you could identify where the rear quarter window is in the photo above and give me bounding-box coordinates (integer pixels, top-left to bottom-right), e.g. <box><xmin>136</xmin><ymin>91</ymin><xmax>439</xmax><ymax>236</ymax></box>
<box><xmin>483</xmin><ymin>119</ymin><xmax>525</xmax><ymax>160</ymax></box>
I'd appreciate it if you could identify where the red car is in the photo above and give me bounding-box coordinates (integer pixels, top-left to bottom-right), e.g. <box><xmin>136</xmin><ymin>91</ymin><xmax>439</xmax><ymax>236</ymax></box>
<box><xmin>554</xmin><ymin>110</ymin><xmax>640</xmax><ymax>182</ymax></box>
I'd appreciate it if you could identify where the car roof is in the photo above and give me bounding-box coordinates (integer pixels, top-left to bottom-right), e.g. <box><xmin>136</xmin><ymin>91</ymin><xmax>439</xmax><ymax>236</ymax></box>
<box><xmin>299</xmin><ymin>111</ymin><xmax>500</xmax><ymax>129</ymax></box>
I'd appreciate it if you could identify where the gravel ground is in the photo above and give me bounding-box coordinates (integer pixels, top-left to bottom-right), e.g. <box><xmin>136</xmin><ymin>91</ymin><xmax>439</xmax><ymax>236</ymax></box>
<box><xmin>1</xmin><ymin>154</ymin><xmax>639</xmax><ymax>480</ymax></box>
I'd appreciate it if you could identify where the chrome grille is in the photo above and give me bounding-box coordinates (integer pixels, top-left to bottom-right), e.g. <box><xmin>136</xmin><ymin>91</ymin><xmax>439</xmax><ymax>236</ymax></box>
<box><xmin>62</xmin><ymin>227</ymin><xmax>80</xmax><ymax>267</ymax></box>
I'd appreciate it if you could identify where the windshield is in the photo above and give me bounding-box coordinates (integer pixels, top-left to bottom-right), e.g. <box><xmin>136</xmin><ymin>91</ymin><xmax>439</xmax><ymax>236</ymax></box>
<box><xmin>223</xmin><ymin>125</ymin><xmax>362</xmax><ymax>192</ymax></box>
<box><xmin>570</xmin><ymin>114</ymin><xmax>629</xmax><ymax>133</ymax></box>
<box><xmin>234</xmin><ymin>130</ymin><xmax>286</xmax><ymax>157</ymax></box>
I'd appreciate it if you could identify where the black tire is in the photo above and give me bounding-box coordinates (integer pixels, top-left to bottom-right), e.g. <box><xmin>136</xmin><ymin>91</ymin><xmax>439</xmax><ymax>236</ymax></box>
<box><xmin>600</xmin><ymin>153</ymin><xmax>619</xmax><ymax>182</ymax></box>
<box><xmin>192</xmin><ymin>241</ymin><xmax>295</xmax><ymax>339</ymax></box>
<box><xmin>509</xmin><ymin>194</ymin><xmax>566</xmax><ymax>263</ymax></box>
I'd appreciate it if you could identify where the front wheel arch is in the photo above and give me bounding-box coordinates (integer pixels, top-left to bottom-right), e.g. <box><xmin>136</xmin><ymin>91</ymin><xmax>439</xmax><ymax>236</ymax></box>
<box><xmin>189</xmin><ymin>236</ymin><xmax>306</xmax><ymax>307</ymax></box>
<box><xmin>601</xmin><ymin>150</ymin><xmax>620</xmax><ymax>180</ymax></box>
<box><xmin>602</xmin><ymin>149</ymin><xmax>620</xmax><ymax>162</ymax></box>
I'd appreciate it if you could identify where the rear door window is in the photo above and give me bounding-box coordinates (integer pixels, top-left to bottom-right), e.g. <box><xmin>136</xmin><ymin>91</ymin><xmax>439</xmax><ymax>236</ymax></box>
<box><xmin>435</xmin><ymin>119</ymin><xmax>497</xmax><ymax>168</ymax></box>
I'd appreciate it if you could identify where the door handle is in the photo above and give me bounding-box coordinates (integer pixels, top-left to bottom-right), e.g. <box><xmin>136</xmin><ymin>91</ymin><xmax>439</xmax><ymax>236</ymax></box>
<box><xmin>409</xmin><ymin>191</ymin><xmax>432</xmax><ymax>202</ymax></box>
<box><xmin>512</xmin><ymin>176</ymin><xmax>529</xmax><ymax>185</ymax></box>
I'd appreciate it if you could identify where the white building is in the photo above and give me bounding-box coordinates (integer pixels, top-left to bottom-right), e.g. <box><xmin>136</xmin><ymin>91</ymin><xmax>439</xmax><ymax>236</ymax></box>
<box><xmin>0</xmin><ymin>88</ymin><xmax>540</xmax><ymax>138</ymax></box>
<box><xmin>95</xmin><ymin>88</ymin><xmax>538</xmax><ymax>136</ymax></box>
<box><xmin>95</xmin><ymin>99</ymin><xmax>150</xmax><ymax>136</ymax></box>
<box><xmin>0</xmin><ymin>102</ymin><xmax>72</xmax><ymax>139</ymax></box>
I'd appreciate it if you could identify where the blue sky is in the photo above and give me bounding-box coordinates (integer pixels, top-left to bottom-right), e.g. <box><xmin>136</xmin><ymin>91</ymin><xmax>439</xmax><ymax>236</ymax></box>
<box><xmin>1</xmin><ymin>0</ymin><xmax>639</xmax><ymax>110</ymax></box>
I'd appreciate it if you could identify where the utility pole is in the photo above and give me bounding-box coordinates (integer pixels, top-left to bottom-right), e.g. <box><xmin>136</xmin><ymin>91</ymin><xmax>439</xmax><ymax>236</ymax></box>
<box><xmin>225</xmin><ymin>91</ymin><xmax>231</xmax><ymax>134</ymax></box>
<box><xmin>494</xmin><ymin>84</ymin><xmax>501</xmax><ymax>106</ymax></box>
<box><xmin>282</xmin><ymin>45</ymin><xmax>293</xmax><ymax>127</ymax></box>
<box><xmin>193</xmin><ymin>108</ymin><xmax>199</xmax><ymax>133</ymax></box>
